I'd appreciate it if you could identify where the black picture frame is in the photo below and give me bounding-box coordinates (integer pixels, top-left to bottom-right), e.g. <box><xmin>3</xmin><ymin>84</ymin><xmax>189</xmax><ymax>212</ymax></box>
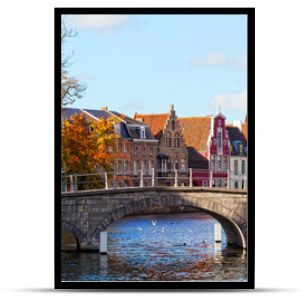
<box><xmin>55</xmin><ymin>7</ymin><xmax>255</xmax><ymax>290</ymax></box>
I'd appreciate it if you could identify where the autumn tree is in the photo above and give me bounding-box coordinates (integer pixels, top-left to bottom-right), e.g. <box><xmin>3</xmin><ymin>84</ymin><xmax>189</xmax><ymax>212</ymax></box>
<box><xmin>61</xmin><ymin>22</ymin><xmax>85</xmax><ymax>107</ymax></box>
<box><xmin>61</xmin><ymin>113</ymin><xmax>119</xmax><ymax>189</ymax></box>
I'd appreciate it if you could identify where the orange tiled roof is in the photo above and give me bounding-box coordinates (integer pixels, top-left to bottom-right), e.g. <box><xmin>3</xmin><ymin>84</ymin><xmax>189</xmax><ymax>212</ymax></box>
<box><xmin>178</xmin><ymin>117</ymin><xmax>211</xmax><ymax>151</ymax></box>
<box><xmin>134</xmin><ymin>113</ymin><xmax>169</xmax><ymax>138</ymax></box>
<box><xmin>242</xmin><ymin>122</ymin><xmax>247</xmax><ymax>141</ymax></box>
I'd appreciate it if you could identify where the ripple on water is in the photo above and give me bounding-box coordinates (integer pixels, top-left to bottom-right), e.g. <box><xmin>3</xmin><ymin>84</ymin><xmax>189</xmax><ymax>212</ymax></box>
<box><xmin>61</xmin><ymin>213</ymin><xmax>247</xmax><ymax>282</ymax></box>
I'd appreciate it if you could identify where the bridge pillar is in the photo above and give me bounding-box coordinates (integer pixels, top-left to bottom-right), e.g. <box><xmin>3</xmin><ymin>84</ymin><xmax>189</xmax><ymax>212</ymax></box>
<box><xmin>100</xmin><ymin>231</ymin><xmax>107</xmax><ymax>254</ymax></box>
<box><xmin>214</xmin><ymin>223</ymin><xmax>222</xmax><ymax>243</ymax></box>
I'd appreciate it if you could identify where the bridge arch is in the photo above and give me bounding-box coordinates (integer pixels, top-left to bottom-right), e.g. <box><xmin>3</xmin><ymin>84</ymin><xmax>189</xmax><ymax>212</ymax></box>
<box><xmin>61</xmin><ymin>221</ymin><xmax>86</xmax><ymax>251</ymax></box>
<box><xmin>92</xmin><ymin>194</ymin><xmax>246</xmax><ymax>248</ymax></box>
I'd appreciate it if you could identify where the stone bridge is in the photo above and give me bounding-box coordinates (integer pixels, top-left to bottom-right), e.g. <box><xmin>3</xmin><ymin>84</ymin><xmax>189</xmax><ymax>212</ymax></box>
<box><xmin>61</xmin><ymin>187</ymin><xmax>248</xmax><ymax>252</ymax></box>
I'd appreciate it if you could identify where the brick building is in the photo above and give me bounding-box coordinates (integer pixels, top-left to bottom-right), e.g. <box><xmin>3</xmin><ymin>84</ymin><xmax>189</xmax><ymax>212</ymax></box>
<box><xmin>134</xmin><ymin>105</ymin><xmax>189</xmax><ymax>186</ymax></box>
<box><xmin>178</xmin><ymin>112</ymin><xmax>231</xmax><ymax>187</ymax></box>
<box><xmin>226</xmin><ymin>123</ymin><xmax>247</xmax><ymax>189</ymax></box>
<box><xmin>62</xmin><ymin>107</ymin><xmax>158</xmax><ymax>188</ymax></box>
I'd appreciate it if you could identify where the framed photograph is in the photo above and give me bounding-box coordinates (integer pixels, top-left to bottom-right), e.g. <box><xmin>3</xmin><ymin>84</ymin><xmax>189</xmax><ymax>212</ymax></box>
<box><xmin>55</xmin><ymin>7</ymin><xmax>254</xmax><ymax>289</ymax></box>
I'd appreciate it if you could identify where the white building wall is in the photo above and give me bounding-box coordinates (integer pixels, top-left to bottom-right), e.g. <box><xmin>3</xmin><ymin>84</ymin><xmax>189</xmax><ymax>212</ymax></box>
<box><xmin>230</xmin><ymin>156</ymin><xmax>247</xmax><ymax>189</ymax></box>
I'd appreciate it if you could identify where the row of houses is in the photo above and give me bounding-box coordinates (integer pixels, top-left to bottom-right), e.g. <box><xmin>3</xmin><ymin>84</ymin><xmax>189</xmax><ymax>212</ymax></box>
<box><xmin>63</xmin><ymin>105</ymin><xmax>247</xmax><ymax>189</ymax></box>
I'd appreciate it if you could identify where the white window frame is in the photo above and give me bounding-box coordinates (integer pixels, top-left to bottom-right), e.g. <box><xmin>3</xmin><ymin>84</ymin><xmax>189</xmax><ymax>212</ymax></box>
<box><xmin>140</xmin><ymin>126</ymin><xmax>146</xmax><ymax>139</ymax></box>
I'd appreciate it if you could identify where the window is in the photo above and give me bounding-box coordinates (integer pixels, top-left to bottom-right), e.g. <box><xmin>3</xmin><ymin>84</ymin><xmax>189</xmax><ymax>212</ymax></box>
<box><xmin>217</xmin><ymin>127</ymin><xmax>223</xmax><ymax>155</ymax></box>
<box><xmin>174</xmin><ymin>160</ymin><xmax>178</xmax><ymax>171</ymax></box>
<box><xmin>133</xmin><ymin>161</ymin><xmax>138</xmax><ymax>176</ymax></box>
<box><xmin>117</xmin><ymin>160</ymin><xmax>123</xmax><ymax>174</ymax></box>
<box><xmin>234</xmin><ymin>181</ymin><xmax>239</xmax><ymax>189</ymax></box>
<box><xmin>241</xmin><ymin>180</ymin><xmax>245</xmax><ymax>189</ymax></box>
<box><xmin>174</xmin><ymin>132</ymin><xmax>180</xmax><ymax>148</ymax></box>
<box><xmin>140</xmin><ymin>126</ymin><xmax>146</xmax><ymax>139</ymax></box>
<box><xmin>149</xmin><ymin>160</ymin><xmax>154</xmax><ymax>175</ymax></box>
<box><xmin>167</xmin><ymin>159</ymin><xmax>171</xmax><ymax>171</ymax></box>
<box><xmin>124</xmin><ymin>143</ymin><xmax>128</xmax><ymax>153</ymax></box>
<box><xmin>241</xmin><ymin>160</ymin><xmax>246</xmax><ymax>175</ymax></box>
<box><xmin>124</xmin><ymin>160</ymin><xmax>129</xmax><ymax>175</ymax></box>
<box><xmin>134</xmin><ymin>146</ymin><xmax>138</xmax><ymax>155</ymax></box>
<box><xmin>217</xmin><ymin>156</ymin><xmax>222</xmax><ymax>170</ymax></box>
<box><xmin>234</xmin><ymin>160</ymin><xmax>238</xmax><ymax>175</ymax></box>
<box><xmin>211</xmin><ymin>155</ymin><xmax>216</xmax><ymax>170</ymax></box>
<box><xmin>239</xmin><ymin>144</ymin><xmax>243</xmax><ymax>154</ymax></box>
<box><xmin>166</xmin><ymin>131</ymin><xmax>172</xmax><ymax>148</ymax></box>
<box><xmin>217</xmin><ymin>130</ymin><xmax>222</xmax><ymax>148</ymax></box>
<box><xmin>149</xmin><ymin>147</ymin><xmax>153</xmax><ymax>156</ymax></box>
<box><xmin>180</xmin><ymin>159</ymin><xmax>186</xmax><ymax>172</ymax></box>
<box><xmin>142</xmin><ymin>145</ymin><xmax>146</xmax><ymax>155</ymax></box>
<box><xmin>142</xmin><ymin>160</ymin><xmax>147</xmax><ymax>175</ymax></box>
<box><xmin>223</xmin><ymin>156</ymin><xmax>228</xmax><ymax>171</ymax></box>
<box><xmin>117</xmin><ymin>142</ymin><xmax>123</xmax><ymax>152</ymax></box>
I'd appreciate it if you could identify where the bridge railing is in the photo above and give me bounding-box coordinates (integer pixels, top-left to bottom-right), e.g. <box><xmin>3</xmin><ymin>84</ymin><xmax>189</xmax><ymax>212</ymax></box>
<box><xmin>61</xmin><ymin>168</ymin><xmax>247</xmax><ymax>192</ymax></box>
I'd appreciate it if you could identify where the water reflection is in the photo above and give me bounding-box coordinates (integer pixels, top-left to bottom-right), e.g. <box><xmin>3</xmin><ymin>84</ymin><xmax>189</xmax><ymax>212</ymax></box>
<box><xmin>61</xmin><ymin>213</ymin><xmax>247</xmax><ymax>281</ymax></box>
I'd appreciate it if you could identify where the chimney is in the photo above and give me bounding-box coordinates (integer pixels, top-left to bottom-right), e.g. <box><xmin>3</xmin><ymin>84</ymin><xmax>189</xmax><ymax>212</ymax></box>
<box><xmin>101</xmin><ymin>106</ymin><xmax>108</xmax><ymax>110</ymax></box>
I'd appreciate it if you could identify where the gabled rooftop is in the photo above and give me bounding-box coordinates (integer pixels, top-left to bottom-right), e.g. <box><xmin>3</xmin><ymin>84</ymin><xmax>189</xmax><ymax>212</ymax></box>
<box><xmin>178</xmin><ymin>116</ymin><xmax>212</xmax><ymax>151</ymax></box>
<box><xmin>134</xmin><ymin>113</ymin><xmax>169</xmax><ymax>139</ymax></box>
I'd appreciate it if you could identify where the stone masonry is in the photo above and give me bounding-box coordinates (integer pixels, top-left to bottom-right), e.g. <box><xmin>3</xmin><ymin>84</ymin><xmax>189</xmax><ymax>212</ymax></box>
<box><xmin>61</xmin><ymin>187</ymin><xmax>248</xmax><ymax>251</ymax></box>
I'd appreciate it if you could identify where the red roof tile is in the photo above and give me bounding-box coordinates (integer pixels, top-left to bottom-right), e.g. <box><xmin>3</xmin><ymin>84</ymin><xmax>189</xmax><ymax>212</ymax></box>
<box><xmin>242</xmin><ymin>122</ymin><xmax>247</xmax><ymax>141</ymax></box>
<box><xmin>178</xmin><ymin>117</ymin><xmax>211</xmax><ymax>151</ymax></box>
<box><xmin>134</xmin><ymin>113</ymin><xmax>168</xmax><ymax>138</ymax></box>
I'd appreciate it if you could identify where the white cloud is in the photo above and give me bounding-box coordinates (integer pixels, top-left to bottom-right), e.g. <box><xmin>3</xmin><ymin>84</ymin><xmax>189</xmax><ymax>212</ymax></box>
<box><xmin>191</xmin><ymin>53</ymin><xmax>247</xmax><ymax>68</ymax></box>
<box><xmin>67</xmin><ymin>15</ymin><xmax>131</xmax><ymax>30</ymax></box>
<box><xmin>211</xmin><ymin>89</ymin><xmax>247</xmax><ymax>111</ymax></box>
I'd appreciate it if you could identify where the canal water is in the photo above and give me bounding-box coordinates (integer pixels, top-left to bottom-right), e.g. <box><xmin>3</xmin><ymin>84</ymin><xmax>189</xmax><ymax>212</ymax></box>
<box><xmin>61</xmin><ymin>213</ymin><xmax>247</xmax><ymax>282</ymax></box>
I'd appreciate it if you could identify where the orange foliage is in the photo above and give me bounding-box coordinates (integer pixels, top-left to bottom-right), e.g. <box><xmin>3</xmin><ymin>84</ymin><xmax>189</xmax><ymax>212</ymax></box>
<box><xmin>61</xmin><ymin>114</ymin><xmax>119</xmax><ymax>174</ymax></box>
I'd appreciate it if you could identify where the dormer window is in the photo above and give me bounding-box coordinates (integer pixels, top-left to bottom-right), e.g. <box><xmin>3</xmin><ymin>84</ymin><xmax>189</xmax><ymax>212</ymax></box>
<box><xmin>239</xmin><ymin>143</ymin><xmax>243</xmax><ymax>154</ymax></box>
<box><xmin>140</xmin><ymin>126</ymin><xmax>146</xmax><ymax>139</ymax></box>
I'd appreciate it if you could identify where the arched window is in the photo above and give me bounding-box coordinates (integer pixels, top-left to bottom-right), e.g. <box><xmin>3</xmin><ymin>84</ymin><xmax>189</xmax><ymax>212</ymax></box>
<box><xmin>166</xmin><ymin>131</ymin><xmax>172</xmax><ymax>148</ymax></box>
<box><xmin>174</xmin><ymin>132</ymin><xmax>180</xmax><ymax>148</ymax></box>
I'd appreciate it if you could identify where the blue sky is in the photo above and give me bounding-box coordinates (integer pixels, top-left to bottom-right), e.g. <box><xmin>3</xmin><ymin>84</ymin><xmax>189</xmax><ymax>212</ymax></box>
<box><xmin>63</xmin><ymin>14</ymin><xmax>247</xmax><ymax>122</ymax></box>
